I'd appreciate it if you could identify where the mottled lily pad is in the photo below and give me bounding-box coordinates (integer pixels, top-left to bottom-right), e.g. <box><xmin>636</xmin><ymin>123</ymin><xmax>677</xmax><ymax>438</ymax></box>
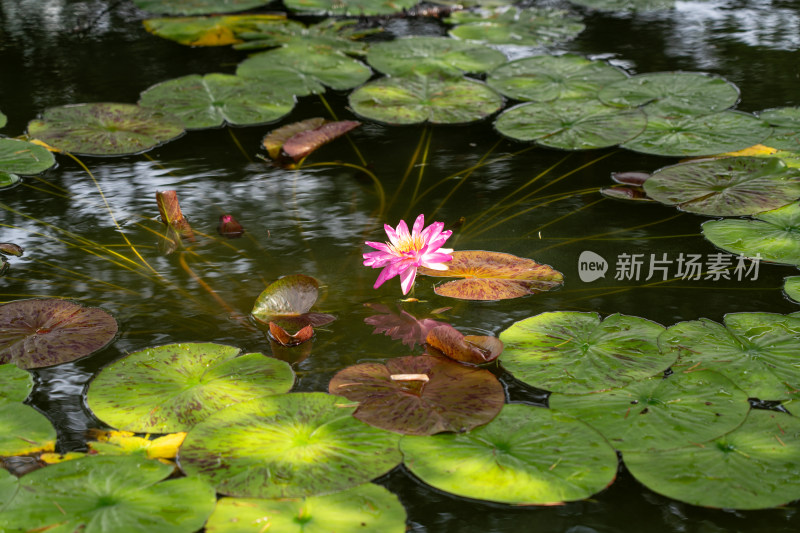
<box><xmin>446</xmin><ymin>7</ymin><xmax>585</xmax><ymax>47</ymax></box>
<box><xmin>143</xmin><ymin>14</ymin><xmax>291</xmax><ymax>46</ymax></box>
<box><xmin>624</xmin><ymin>410</ymin><xmax>800</xmax><ymax>509</ymax></box>
<box><xmin>599</xmin><ymin>72</ymin><xmax>740</xmax><ymax>115</ymax></box>
<box><xmin>495</xmin><ymin>99</ymin><xmax>646</xmax><ymax>150</ymax></box>
<box><xmin>0</xmin><ymin>138</ymin><xmax>56</xmax><ymax>174</ymax></box>
<box><xmin>550</xmin><ymin>370</ymin><xmax>749</xmax><ymax>452</ymax></box>
<box><xmin>0</xmin><ymin>299</ymin><xmax>117</xmax><ymax>369</ymax></box>
<box><xmin>425</xmin><ymin>325</ymin><xmax>503</xmax><ymax>365</ymax></box>
<box><xmin>417</xmin><ymin>250</ymin><xmax>563</xmax><ymax>301</ymax></box>
<box><xmin>701</xmin><ymin>201</ymin><xmax>800</xmax><ymax>266</ymax></box>
<box><xmin>759</xmin><ymin>106</ymin><xmax>800</xmax><ymax>151</ymax></box>
<box><xmin>658</xmin><ymin>312</ymin><xmax>800</xmax><ymax>400</ymax></box>
<box><xmin>643</xmin><ymin>156</ymin><xmax>800</xmax><ymax>216</ymax></box>
<box><xmin>206</xmin><ymin>484</ymin><xmax>407</xmax><ymax>533</ymax></box>
<box><xmin>86</xmin><ymin>342</ymin><xmax>294</xmax><ymax>433</ymax></box>
<box><xmin>328</xmin><ymin>354</ymin><xmax>504</xmax><ymax>435</ymax></box>
<box><xmin>283</xmin><ymin>0</ymin><xmax>418</xmax><ymax>16</ymax></box>
<box><xmin>400</xmin><ymin>403</ymin><xmax>617</xmax><ymax>505</ymax></box>
<box><xmin>27</xmin><ymin>103</ymin><xmax>185</xmax><ymax>156</ymax></box>
<box><xmin>251</xmin><ymin>274</ymin><xmax>335</xmax><ymax>329</ymax></box>
<box><xmin>139</xmin><ymin>74</ymin><xmax>295</xmax><ymax>129</ymax></box>
<box><xmin>178</xmin><ymin>392</ymin><xmax>402</xmax><ymax>498</ymax></box>
<box><xmin>366</xmin><ymin>36</ymin><xmax>506</xmax><ymax>77</ymax></box>
<box><xmin>134</xmin><ymin>0</ymin><xmax>271</xmax><ymax>15</ymax></box>
<box><xmin>786</xmin><ymin>276</ymin><xmax>800</xmax><ymax>303</ymax></box>
<box><xmin>348</xmin><ymin>75</ymin><xmax>503</xmax><ymax>126</ymax></box>
<box><xmin>0</xmin><ymin>455</ymin><xmax>216</xmax><ymax>533</ymax></box>
<box><xmin>621</xmin><ymin>110</ymin><xmax>772</xmax><ymax>157</ymax></box>
<box><xmin>487</xmin><ymin>54</ymin><xmax>628</xmax><ymax>102</ymax></box>
<box><xmin>499</xmin><ymin>311</ymin><xmax>673</xmax><ymax>394</ymax></box>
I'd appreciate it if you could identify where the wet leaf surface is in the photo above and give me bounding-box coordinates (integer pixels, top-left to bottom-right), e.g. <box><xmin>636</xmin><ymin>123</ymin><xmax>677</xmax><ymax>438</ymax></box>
<box><xmin>283</xmin><ymin>0</ymin><xmax>418</xmax><ymax>16</ymax></box>
<box><xmin>143</xmin><ymin>14</ymin><xmax>290</xmax><ymax>45</ymax></box>
<box><xmin>425</xmin><ymin>324</ymin><xmax>503</xmax><ymax>365</ymax></box>
<box><xmin>366</xmin><ymin>36</ymin><xmax>506</xmax><ymax>77</ymax></box>
<box><xmin>251</xmin><ymin>274</ymin><xmax>335</xmax><ymax>328</ymax></box>
<box><xmin>759</xmin><ymin>106</ymin><xmax>800</xmax><ymax>151</ymax></box>
<box><xmin>282</xmin><ymin>120</ymin><xmax>360</xmax><ymax>161</ymax></box>
<box><xmin>0</xmin><ymin>138</ymin><xmax>56</xmax><ymax>175</ymax></box>
<box><xmin>263</xmin><ymin>118</ymin><xmax>326</xmax><ymax>159</ymax></box>
<box><xmin>446</xmin><ymin>7</ymin><xmax>585</xmax><ymax>46</ymax></box>
<box><xmin>786</xmin><ymin>276</ymin><xmax>800</xmax><ymax>303</ymax></box>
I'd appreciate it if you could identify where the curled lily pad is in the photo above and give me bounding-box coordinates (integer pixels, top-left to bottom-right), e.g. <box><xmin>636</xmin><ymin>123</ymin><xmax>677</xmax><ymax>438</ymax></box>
<box><xmin>425</xmin><ymin>324</ymin><xmax>503</xmax><ymax>365</ymax></box>
<box><xmin>133</xmin><ymin>0</ymin><xmax>271</xmax><ymax>15</ymax></box>
<box><xmin>283</xmin><ymin>0</ymin><xmax>417</xmax><ymax>16</ymax></box>
<box><xmin>701</xmin><ymin>201</ymin><xmax>800</xmax><ymax>266</ymax></box>
<box><xmin>659</xmin><ymin>312</ymin><xmax>800</xmax><ymax>401</ymax></box>
<box><xmin>0</xmin><ymin>243</ymin><xmax>23</xmax><ymax>257</ymax></box>
<box><xmin>400</xmin><ymin>403</ymin><xmax>617</xmax><ymax>505</ymax></box>
<box><xmin>251</xmin><ymin>274</ymin><xmax>335</xmax><ymax>329</ymax></box>
<box><xmin>364</xmin><ymin>303</ymin><xmax>448</xmax><ymax>348</ymax></box>
<box><xmin>143</xmin><ymin>14</ymin><xmax>290</xmax><ymax>46</ymax></box>
<box><xmin>549</xmin><ymin>370</ymin><xmax>749</xmax><ymax>452</ymax></box>
<box><xmin>263</xmin><ymin>118</ymin><xmax>326</xmax><ymax>159</ymax></box>
<box><xmin>0</xmin><ymin>455</ymin><xmax>216</xmax><ymax>533</ymax></box>
<box><xmin>446</xmin><ymin>7</ymin><xmax>585</xmax><ymax>47</ymax></box>
<box><xmin>206</xmin><ymin>484</ymin><xmax>407</xmax><ymax>533</ymax></box>
<box><xmin>417</xmin><ymin>250</ymin><xmax>563</xmax><ymax>301</ymax></box>
<box><xmin>624</xmin><ymin>410</ymin><xmax>800</xmax><ymax>509</ymax></box>
<box><xmin>495</xmin><ymin>99</ymin><xmax>646</xmax><ymax>150</ymax></box>
<box><xmin>366</xmin><ymin>36</ymin><xmax>507</xmax><ymax>77</ymax></box>
<box><xmin>0</xmin><ymin>299</ymin><xmax>117</xmax><ymax>369</ymax></box>
<box><xmin>139</xmin><ymin>74</ymin><xmax>295</xmax><ymax>129</ymax></box>
<box><xmin>0</xmin><ymin>171</ymin><xmax>20</xmax><ymax>189</ymax></box>
<box><xmin>600</xmin><ymin>185</ymin><xmax>654</xmax><ymax>202</ymax></box>
<box><xmin>281</xmin><ymin>120</ymin><xmax>361</xmax><ymax>162</ymax></box>
<box><xmin>786</xmin><ymin>276</ymin><xmax>800</xmax><ymax>303</ymax></box>
<box><xmin>27</xmin><ymin>103</ymin><xmax>185</xmax><ymax>156</ymax></box>
<box><xmin>87</xmin><ymin>342</ymin><xmax>294</xmax><ymax>433</ymax></box>
<box><xmin>643</xmin><ymin>156</ymin><xmax>800</xmax><ymax>216</ymax></box>
<box><xmin>328</xmin><ymin>354</ymin><xmax>504</xmax><ymax>435</ymax></box>
<box><xmin>348</xmin><ymin>75</ymin><xmax>503</xmax><ymax>126</ymax></box>
<box><xmin>235</xmin><ymin>19</ymin><xmax>373</xmax><ymax>53</ymax></box>
<box><xmin>0</xmin><ymin>138</ymin><xmax>55</xmax><ymax>174</ymax></box>
<box><xmin>759</xmin><ymin>106</ymin><xmax>800</xmax><ymax>151</ymax></box>
<box><xmin>499</xmin><ymin>311</ymin><xmax>673</xmax><ymax>394</ymax></box>
<box><xmin>178</xmin><ymin>392</ymin><xmax>402</xmax><ymax>498</ymax></box>
<box><xmin>487</xmin><ymin>54</ymin><xmax>628</xmax><ymax>103</ymax></box>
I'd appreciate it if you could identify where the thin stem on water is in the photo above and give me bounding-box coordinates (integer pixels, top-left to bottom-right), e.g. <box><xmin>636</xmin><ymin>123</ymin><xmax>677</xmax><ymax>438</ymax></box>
<box><xmin>386</xmin><ymin>127</ymin><xmax>429</xmax><ymax>213</ymax></box>
<box><xmin>318</xmin><ymin>93</ymin><xmax>367</xmax><ymax>166</ymax></box>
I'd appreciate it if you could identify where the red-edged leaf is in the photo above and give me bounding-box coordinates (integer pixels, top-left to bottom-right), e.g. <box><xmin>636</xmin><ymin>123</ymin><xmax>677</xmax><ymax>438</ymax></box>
<box><xmin>268</xmin><ymin>322</ymin><xmax>313</xmax><ymax>346</ymax></box>
<box><xmin>611</xmin><ymin>171</ymin><xmax>650</xmax><ymax>186</ymax></box>
<box><xmin>426</xmin><ymin>324</ymin><xmax>503</xmax><ymax>365</ymax></box>
<box><xmin>155</xmin><ymin>190</ymin><xmax>194</xmax><ymax>241</ymax></box>
<box><xmin>282</xmin><ymin>120</ymin><xmax>361</xmax><ymax>162</ymax></box>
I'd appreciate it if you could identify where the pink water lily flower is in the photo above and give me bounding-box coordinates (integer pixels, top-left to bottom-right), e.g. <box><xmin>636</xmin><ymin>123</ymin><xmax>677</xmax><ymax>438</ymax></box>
<box><xmin>363</xmin><ymin>214</ymin><xmax>453</xmax><ymax>295</ymax></box>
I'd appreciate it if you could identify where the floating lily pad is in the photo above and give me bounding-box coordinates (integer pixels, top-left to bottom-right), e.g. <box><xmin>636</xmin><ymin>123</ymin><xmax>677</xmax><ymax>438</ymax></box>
<box><xmin>446</xmin><ymin>7</ymin><xmax>585</xmax><ymax>47</ymax></box>
<box><xmin>348</xmin><ymin>75</ymin><xmax>503</xmax><ymax>126</ymax></box>
<box><xmin>701</xmin><ymin>201</ymin><xmax>800</xmax><ymax>266</ymax></box>
<box><xmin>658</xmin><ymin>312</ymin><xmax>800</xmax><ymax>401</ymax></box>
<box><xmin>624</xmin><ymin>409</ymin><xmax>800</xmax><ymax>509</ymax></box>
<box><xmin>139</xmin><ymin>74</ymin><xmax>294</xmax><ymax>129</ymax></box>
<box><xmin>283</xmin><ymin>0</ymin><xmax>418</xmax><ymax>16</ymax></box>
<box><xmin>0</xmin><ymin>172</ymin><xmax>20</xmax><ymax>189</ymax></box>
<box><xmin>487</xmin><ymin>54</ymin><xmax>628</xmax><ymax>103</ymax></box>
<box><xmin>178</xmin><ymin>392</ymin><xmax>402</xmax><ymax>498</ymax></box>
<box><xmin>263</xmin><ymin>118</ymin><xmax>326</xmax><ymax>159</ymax></box>
<box><xmin>282</xmin><ymin>120</ymin><xmax>361</xmax><ymax>162</ymax></box>
<box><xmin>0</xmin><ymin>468</ymin><xmax>16</xmax><ymax>510</ymax></box>
<box><xmin>495</xmin><ymin>99</ymin><xmax>646</xmax><ymax>150</ymax></box>
<box><xmin>87</xmin><ymin>342</ymin><xmax>294</xmax><ymax>433</ymax></box>
<box><xmin>0</xmin><ymin>299</ymin><xmax>117</xmax><ymax>369</ymax></box>
<box><xmin>786</xmin><ymin>276</ymin><xmax>800</xmax><ymax>303</ymax></box>
<box><xmin>401</xmin><ymin>403</ymin><xmax>617</xmax><ymax>505</ymax></box>
<box><xmin>366</xmin><ymin>36</ymin><xmax>506</xmax><ymax>77</ymax></box>
<box><xmin>88</xmin><ymin>430</ymin><xmax>186</xmax><ymax>461</ymax></box>
<box><xmin>417</xmin><ymin>250</ymin><xmax>563</xmax><ymax>300</ymax></box>
<box><xmin>425</xmin><ymin>325</ymin><xmax>503</xmax><ymax>365</ymax></box>
<box><xmin>0</xmin><ymin>455</ymin><xmax>216</xmax><ymax>533</ymax></box>
<box><xmin>251</xmin><ymin>274</ymin><xmax>335</xmax><ymax>329</ymax></box>
<box><xmin>143</xmin><ymin>14</ymin><xmax>291</xmax><ymax>46</ymax></box>
<box><xmin>550</xmin><ymin>370</ymin><xmax>749</xmax><ymax>452</ymax></box>
<box><xmin>27</xmin><ymin>103</ymin><xmax>185</xmax><ymax>156</ymax></box>
<box><xmin>643</xmin><ymin>156</ymin><xmax>800</xmax><ymax>216</ymax></box>
<box><xmin>499</xmin><ymin>311</ymin><xmax>672</xmax><ymax>394</ymax></box>
<box><xmin>234</xmin><ymin>19</ymin><xmax>372</xmax><ymax>54</ymax></box>
<box><xmin>0</xmin><ymin>364</ymin><xmax>32</xmax><ymax>401</ymax></box>
<box><xmin>0</xmin><ymin>367</ymin><xmax>56</xmax><ymax>456</ymax></box>
<box><xmin>759</xmin><ymin>106</ymin><xmax>800</xmax><ymax>151</ymax></box>
<box><xmin>600</xmin><ymin>185</ymin><xmax>654</xmax><ymax>202</ymax></box>
<box><xmin>621</xmin><ymin>110</ymin><xmax>772</xmax><ymax>157</ymax></box>
<box><xmin>134</xmin><ymin>0</ymin><xmax>271</xmax><ymax>15</ymax></box>
<box><xmin>206</xmin><ymin>484</ymin><xmax>407</xmax><ymax>533</ymax></box>
<box><xmin>0</xmin><ymin>138</ymin><xmax>55</xmax><ymax>174</ymax></box>
<box><xmin>599</xmin><ymin>72</ymin><xmax>740</xmax><ymax>115</ymax></box>
<box><xmin>328</xmin><ymin>354</ymin><xmax>504</xmax><ymax>435</ymax></box>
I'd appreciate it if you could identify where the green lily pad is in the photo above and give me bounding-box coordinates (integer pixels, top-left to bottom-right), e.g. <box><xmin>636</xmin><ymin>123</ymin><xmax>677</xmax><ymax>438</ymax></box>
<box><xmin>27</xmin><ymin>103</ymin><xmax>185</xmax><ymax>156</ymax></box>
<box><xmin>624</xmin><ymin>409</ymin><xmax>800</xmax><ymax>509</ymax></box>
<box><xmin>251</xmin><ymin>274</ymin><xmax>335</xmax><ymax>329</ymax></box>
<box><xmin>348</xmin><ymin>75</ymin><xmax>503</xmax><ymax>126</ymax></box>
<box><xmin>0</xmin><ymin>172</ymin><xmax>20</xmax><ymax>189</ymax></box>
<box><xmin>495</xmin><ymin>99</ymin><xmax>647</xmax><ymax>150</ymax></box>
<box><xmin>0</xmin><ymin>109</ymin><xmax>6</xmax><ymax>129</ymax></box>
<box><xmin>550</xmin><ymin>370</ymin><xmax>749</xmax><ymax>452</ymax></box>
<box><xmin>237</xmin><ymin>46</ymin><xmax>371</xmax><ymax>95</ymax></box>
<box><xmin>0</xmin><ymin>299</ymin><xmax>117</xmax><ymax>369</ymax></box>
<box><xmin>701</xmin><ymin>201</ymin><xmax>800</xmax><ymax>266</ymax></box>
<box><xmin>622</xmin><ymin>110</ymin><xmax>772</xmax><ymax>157</ymax></box>
<box><xmin>643</xmin><ymin>156</ymin><xmax>800</xmax><ymax>216</ymax></box>
<box><xmin>599</xmin><ymin>72</ymin><xmax>740</xmax><ymax>115</ymax></box>
<box><xmin>400</xmin><ymin>403</ymin><xmax>617</xmax><ymax>505</ymax></box>
<box><xmin>0</xmin><ymin>455</ymin><xmax>216</xmax><ymax>533</ymax></box>
<box><xmin>139</xmin><ymin>74</ymin><xmax>294</xmax><ymax>129</ymax></box>
<box><xmin>178</xmin><ymin>392</ymin><xmax>402</xmax><ymax>498</ymax></box>
<box><xmin>0</xmin><ymin>400</ymin><xmax>56</xmax><ymax>456</ymax></box>
<box><xmin>658</xmin><ymin>312</ymin><xmax>800</xmax><ymax>401</ymax></box>
<box><xmin>417</xmin><ymin>250</ymin><xmax>564</xmax><ymax>300</ymax></box>
<box><xmin>366</xmin><ymin>36</ymin><xmax>506</xmax><ymax>77</ymax></box>
<box><xmin>328</xmin><ymin>354</ymin><xmax>504</xmax><ymax>435</ymax></box>
<box><xmin>487</xmin><ymin>54</ymin><xmax>628</xmax><ymax>103</ymax></box>
<box><xmin>0</xmin><ymin>138</ymin><xmax>55</xmax><ymax>175</ymax></box>
<box><xmin>786</xmin><ymin>276</ymin><xmax>800</xmax><ymax>303</ymax></box>
<box><xmin>133</xmin><ymin>0</ymin><xmax>271</xmax><ymax>15</ymax></box>
<box><xmin>0</xmin><ymin>468</ymin><xmax>17</xmax><ymax>510</ymax></box>
<box><xmin>206</xmin><ymin>484</ymin><xmax>407</xmax><ymax>533</ymax></box>
<box><xmin>759</xmin><ymin>106</ymin><xmax>800</xmax><ymax>151</ymax></box>
<box><xmin>282</xmin><ymin>0</ymin><xmax>418</xmax><ymax>16</ymax></box>
<box><xmin>0</xmin><ymin>363</ymin><xmax>33</xmax><ymax>402</ymax></box>
<box><xmin>87</xmin><ymin>342</ymin><xmax>294</xmax><ymax>433</ymax></box>
<box><xmin>446</xmin><ymin>7</ymin><xmax>585</xmax><ymax>47</ymax></box>
<box><xmin>499</xmin><ymin>311</ymin><xmax>673</xmax><ymax>394</ymax></box>
<box><xmin>234</xmin><ymin>19</ymin><xmax>372</xmax><ymax>54</ymax></box>
<box><xmin>143</xmin><ymin>14</ymin><xmax>292</xmax><ymax>46</ymax></box>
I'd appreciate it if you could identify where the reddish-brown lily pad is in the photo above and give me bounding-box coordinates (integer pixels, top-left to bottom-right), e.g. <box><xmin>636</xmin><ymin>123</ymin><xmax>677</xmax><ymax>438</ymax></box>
<box><xmin>425</xmin><ymin>324</ymin><xmax>503</xmax><ymax>365</ymax></box>
<box><xmin>263</xmin><ymin>118</ymin><xmax>326</xmax><ymax>159</ymax></box>
<box><xmin>418</xmin><ymin>250</ymin><xmax>564</xmax><ymax>301</ymax></box>
<box><xmin>0</xmin><ymin>299</ymin><xmax>117</xmax><ymax>369</ymax></box>
<box><xmin>268</xmin><ymin>322</ymin><xmax>313</xmax><ymax>346</ymax></box>
<box><xmin>251</xmin><ymin>274</ymin><xmax>335</xmax><ymax>329</ymax></box>
<box><xmin>328</xmin><ymin>354</ymin><xmax>504</xmax><ymax>435</ymax></box>
<box><xmin>282</xmin><ymin>120</ymin><xmax>361</xmax><ymax>162</ymax></box>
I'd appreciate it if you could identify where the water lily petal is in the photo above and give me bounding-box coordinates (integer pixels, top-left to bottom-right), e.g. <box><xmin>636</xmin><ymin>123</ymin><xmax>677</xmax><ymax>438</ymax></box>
<box><xmin>412</xmin><ymin>214</ymin><xmax>425</xmax><ymax>236</ymax></box>
<box><xmin>400</xmin><ymin>266</ymin><xmax>418</xmax><ymax>294</ymax></box>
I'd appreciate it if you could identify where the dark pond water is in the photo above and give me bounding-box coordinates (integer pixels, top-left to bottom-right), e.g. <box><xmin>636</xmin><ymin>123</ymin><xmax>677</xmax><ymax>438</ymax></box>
<box><xmin>1</xmin><ymin>0</ymin><xmax>799</xmax><ymax>531</ymax></box>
